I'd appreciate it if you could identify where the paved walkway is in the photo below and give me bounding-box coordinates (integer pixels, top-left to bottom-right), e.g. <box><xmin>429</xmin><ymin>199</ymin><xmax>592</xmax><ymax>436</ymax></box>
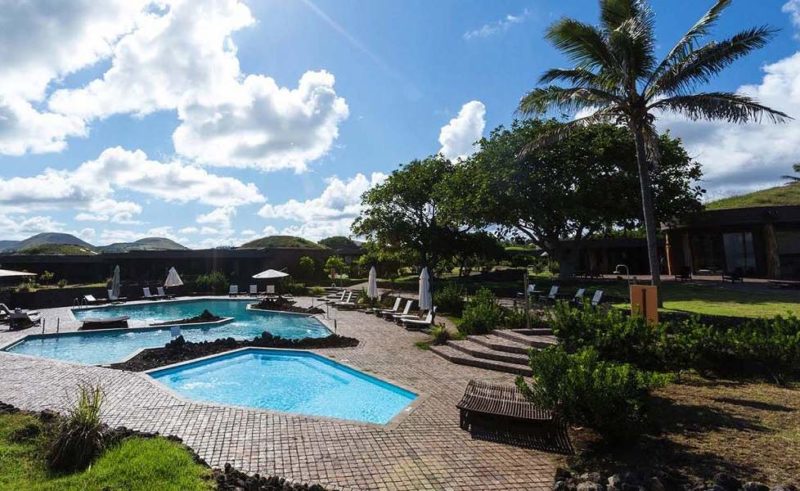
<box><xmin>0</xmin><ymin>297</ymin><xmax>556</xmax><ymax>490</ymax></box>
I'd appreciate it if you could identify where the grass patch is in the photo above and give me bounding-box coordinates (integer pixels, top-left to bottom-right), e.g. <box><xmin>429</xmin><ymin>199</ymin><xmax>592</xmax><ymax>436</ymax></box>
<box><xmin>705</xmin><ymin>182</ymin><xmax>800</xmax><ymax>210</ymax></box>
<box><xmin>0</xmin><ymin>412</ymin><xmax>212</xmax><ymax>490</ymax></box>
<box><xmin>565</xmin><ymin>373</ymin><xmax>800</xmax><ymax>486</ymax></box>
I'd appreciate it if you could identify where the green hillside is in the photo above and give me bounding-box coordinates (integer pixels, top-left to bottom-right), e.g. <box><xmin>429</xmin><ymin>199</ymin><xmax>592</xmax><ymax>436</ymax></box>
<box><xmin>239</xmin><ymin>235</ymin><xmax>328</xmax><ymax>249</ymax></box>
<box><xmin>14</xmin><ymin>233</ymin><xmax>95</xmax><ymax>251</ymax></box>
<box><xmin>17</xmin><ymin>244</ymin><xmax>97</xmax><ymax>255</ymax></box>
<box><xmin>706</xmin><ymin>183</ymin><xmax>800</xmax><ymax>210</ymax></box>
<box><xmin>318</xmin><ymin>236</ymin><xmax>360</xmax><ymax>250</ymax></box>
<box><xmin>99</xmin><ymin>237</ymin><xmax>189</xmax><ymax>253</ymax></box>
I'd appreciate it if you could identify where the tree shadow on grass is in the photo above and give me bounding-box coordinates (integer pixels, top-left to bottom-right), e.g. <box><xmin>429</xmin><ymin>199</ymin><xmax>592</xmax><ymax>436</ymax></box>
<box><xmin>712</xmin><ymin>397</ymin><xmax>794</xmax><ymax>413</ymax></box>
<box><xmin>567</xmin><ymin>395</ymin><xmax>771</xmax><ymax>485</ymax></box>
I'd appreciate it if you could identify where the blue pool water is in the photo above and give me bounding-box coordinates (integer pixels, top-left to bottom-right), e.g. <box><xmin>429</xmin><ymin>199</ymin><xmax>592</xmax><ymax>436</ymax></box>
<box><xmin>150</xmin><ymin>349</ymin><xmax>417</xmax><ymax>424</ymax></box>
<box><xmin>5</xmin><ymin>299</ymin><xmax>330</xmax><ymax>365</ymax></box>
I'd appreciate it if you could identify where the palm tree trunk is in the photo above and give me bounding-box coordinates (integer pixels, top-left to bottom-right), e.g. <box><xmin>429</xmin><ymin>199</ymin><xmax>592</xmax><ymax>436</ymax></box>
<box><xmin>630</xmin><ymin>123</ymin><xmax>663</xmax><ymax>304</ymax></box>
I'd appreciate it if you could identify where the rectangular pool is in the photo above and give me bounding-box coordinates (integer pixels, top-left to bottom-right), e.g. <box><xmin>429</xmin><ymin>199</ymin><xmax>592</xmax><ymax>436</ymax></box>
<box><xmin>149</xmin><ymin>349</ymin><xmax>417</xmax><ymax>424</ymax></box>
<box><xmin>4</xmin><ymin>299</ymin><xmax>330</xmax><ymax>365</ymax></box>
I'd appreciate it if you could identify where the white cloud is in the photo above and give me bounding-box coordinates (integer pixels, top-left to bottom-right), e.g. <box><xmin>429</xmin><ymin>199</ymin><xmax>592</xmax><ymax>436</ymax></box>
<box><xmin>438</xmin><ymin>100</ymin><xmax>486</xmax><ymax>161</ymax></box>
<box><xmin>784</xmin><ymin>0</ymin><xmax>800</xmax><ymax>33</ymax></box>
<box><xmin>173</xmin><ymin>71</ymin><xmax>349</xmax><ymax>172</ymax></box>
<box><xmin>658</xmin><ymin>50</ymin><xmax>800</xmax><ymax>197</ymax></box>
<box><xmin>257</xmin><ymin>172</ymin><xmax>386</xmax><ymax>240</ymax></box>
<box><xmin>197</xmin><ymin>206</ymin><xmax>236</xmax><ymax>229</ymax></box>
<box><xmin>0</xmin><ymin>146</ymin><xmax>265</xmax><ymax>222</ymax></box>
<box><xmin>0</xmin><ymin>215</ymin><xmax>65</xmax><ymax>240</ymax></box>
<box><xmin>0</xmin><ymin>97</ymin><xmax>86</xmax><ymax>155</ymax></box>
<box><xmin>464</xmin><ymin>9</ymin><xmax>531</xmax><ymax>40</ymax></box>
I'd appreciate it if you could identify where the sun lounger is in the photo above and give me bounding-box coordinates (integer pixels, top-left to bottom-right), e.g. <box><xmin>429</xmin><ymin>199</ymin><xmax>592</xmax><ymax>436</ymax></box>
<box><xmin>266</xmin><ymin>285</ymin><xmax>276</xmax><ymax>297</ymax></box>
<box><xmin>107</xmin><ymin>290</ymin><xmax>127</xmax><ymax>302</ymax></box>
<box><xmin>156</xmin><ymin>287</ymin><xmax>173</xmax><ymax>299</ymax></box>
<box><xmin>516</xmin><ymin>283</ymin><xmax>543</xmax><ymax>299</ymax></box>
<box><xmin>325</xmin><ymin>290</ymin><xmax>346</xmax><ymax>304</ymax></box>
<box><xmin>456</xmin><ymin>379</ymin><xmax>552</xmax><ymax>432</ymax></box>
<box><xmin>83</xmin><ymin>294</ymin><xmax>105</xmax><ymax>305</ymax></box>
<box><xmin>590</xmin><ymin>290</ymin><xmax>603</xmax><ymax>307</ymax></box>
<box><xmin>8</xmin><ymin>308</ymin><xmax>41</xmax><ymax>330</ymax></box>
<box><xmin>388</xmin><ymin>300</ymin><xmax>413</xmax><ymax>322</ymax></box>
<box><xmin>543</xmin><ymin>285</ymin><xmax>559</xmax><ymax>302</ymax></box>
<box><xmin>249</xmin><ymin>285</ymin><xmax>258</xmax><ymax>296</ymax></box>
<box><xmin>333</xmin><ymin>291</ymin><xmax>354</xmax><ymax>307</ymax></box>
<box><xmin>377</xmin><ymin>297</ymin><xmax>402</xmax><ymax>317</ymax></box>
<box><xmin>403</xmin><ymin>306</ymin><xmax>436</xmax><ymax>330</ymax></box>
<box><xmin>570</xmin><ymin>288</ymin><xmax>586</xmax><ymax>305</ymax></box>
<box><xmin>228</xmin><ymin>285</ymin><xmax>239</xmax><ymax>297</ymax></box>
<box><xmin>143</xmin><ymin>287</ymin><xmax>165</xmax><ymax>300</ymax></box>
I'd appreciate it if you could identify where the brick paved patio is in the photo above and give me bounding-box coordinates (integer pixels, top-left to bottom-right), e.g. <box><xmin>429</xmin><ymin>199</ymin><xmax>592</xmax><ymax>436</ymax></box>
<box><xmin>0</xmin><ymin>297</ymin><xmax>556</xmax><ymax>490</ymax></box>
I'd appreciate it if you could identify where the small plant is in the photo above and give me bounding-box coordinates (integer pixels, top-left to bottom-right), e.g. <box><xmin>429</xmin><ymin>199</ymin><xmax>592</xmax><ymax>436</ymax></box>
<box><xmin>40</xmin><ymin>270</ymin><xmax>55</xmax><ymax>285</ymax></box>
<box><xmin>458</xmin><ymin>288</ymin><xmax>503</xmax><ymax>335</ymax></box>
<box><xmin>517</xmin><ymin>346</ymin><xmax>671</xmax><ymax>442</ymax></box>
<box><xmin>194</xmin><ymin>271</ymin><xmax>227</xmax><ymax>294</ymax></box>
<box><xmin>430</xmin><ymin>324</ymin><xmax>450</xmax><ymax>345</ymax></box>
<box><xmin>47</xmin><ymin>383</ymin><xmax>107</xmax><ymax>472</ymax></box>
<box><xmin>433</xmin><ymin>283</ymin><xmax>465</xmax><ymax>316</ymax></box>
<box><xmin>309</xmin><ymin>286</ymin><xmax>327</xmax><ymax>296</ymax></box>
<box><xmin>57</xmin><ymin>279</ymin><xmax>68</xmax><ymax>288</ymax></box>
<box><xmin>501</xmin><ymin>307</ymin><xmax>528</xmax><ymax>329</ymax></box>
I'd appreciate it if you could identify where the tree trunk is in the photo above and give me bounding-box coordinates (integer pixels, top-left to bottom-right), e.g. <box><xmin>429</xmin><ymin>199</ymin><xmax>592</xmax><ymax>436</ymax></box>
<box><xmin>630</xmin><ymin>123</ymin><xmax>663</xmax><ymax>305</ymax></box>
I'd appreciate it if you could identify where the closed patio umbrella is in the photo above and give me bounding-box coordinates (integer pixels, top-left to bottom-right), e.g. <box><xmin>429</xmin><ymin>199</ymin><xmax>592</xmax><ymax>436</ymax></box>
<box><xmin>164</xmin><ymin>267</ymin><xmax>184</xmax><ymax>288</ymax></box>
<box><xmin>367</xmin><ymin>266</ymin><xmax>378</xmax><ymax>299</ymax></box>
<box><xmin>418</xmin><ymin>267</ymin><xmax>432</xmax><ymax>310</ymax></box>
<box><xmin>111</xmin><ymin>265</ymin><xmax>121</xmax><ymax>299</ymax></box>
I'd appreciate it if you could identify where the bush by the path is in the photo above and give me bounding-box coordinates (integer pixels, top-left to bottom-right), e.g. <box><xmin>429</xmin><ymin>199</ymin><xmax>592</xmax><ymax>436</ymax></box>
<box><xmin>458</xmin><ymin>288</ymin><xmax>504</xmax><ymax>335</ymax></box>
<box><xmin>46</xmin><ymin>383</ymin><xmax>106</xmax><ymax>472</ymax></box>
<box><xmin>550</xmin><ymin>302</ymin><xmax>800</xmax><ymax>384</ymax></box>
<box><xmin>516</xmin><ymin>346</ymin><xmax>671</xmax><ymax>442</ymax></box>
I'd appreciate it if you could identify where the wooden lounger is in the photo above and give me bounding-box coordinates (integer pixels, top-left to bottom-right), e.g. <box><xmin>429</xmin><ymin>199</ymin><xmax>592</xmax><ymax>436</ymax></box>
<box><xmin>456</xmin><ymin>380</ymin><xmax>552</xmax><ymax>431</ymax></box>
<box><xmin>80</xmin><ymin>316</ymin><xmax>130</xmax><ymax>330</ymax></box>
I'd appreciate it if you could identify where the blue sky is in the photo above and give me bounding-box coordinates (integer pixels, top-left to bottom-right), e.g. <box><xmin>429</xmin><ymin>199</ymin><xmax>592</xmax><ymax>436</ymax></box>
<box><xmin>1</xmin><ymin>0</ymin><xmax>799</xmax><ymax>247</ymax></box>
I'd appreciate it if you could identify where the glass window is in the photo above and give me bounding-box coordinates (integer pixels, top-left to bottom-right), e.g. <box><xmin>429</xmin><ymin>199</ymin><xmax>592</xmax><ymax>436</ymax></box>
<box><xmin>723</xmin><ymin>232</ymin><xmax>756</xmax><ymax>274</ymax></box>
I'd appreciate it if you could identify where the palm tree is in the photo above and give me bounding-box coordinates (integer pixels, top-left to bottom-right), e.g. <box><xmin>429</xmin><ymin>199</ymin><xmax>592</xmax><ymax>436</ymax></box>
<box><xmin>519</xmin><ymin>0</ymin><xmax>790</xmax><ymax>292</ymax></box>
<box><xmin>782</xmin><ymin>163</ymin><xmax>800</xmax><ymax>183</ymax></box>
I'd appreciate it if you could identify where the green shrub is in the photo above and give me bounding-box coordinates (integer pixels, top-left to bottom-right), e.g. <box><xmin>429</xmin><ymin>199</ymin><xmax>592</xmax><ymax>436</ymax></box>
<box><xmin>517</xmin><ymin>346</ymin><xmax>671</xmax><ymax>442</ymax></box>
<box><xmin>194</xmin><ymin>271</ymin><xmax>227</xmax><ymax>294</ymax></box>
<box><xmin>433</xmin><ymin>283</ymin><xmax>465</xmax><ymax>315</ymax></box>
<box><xmin>501</xmin><ymin>307</ymin><xmax>528</xmax><ymax>329</ymax></box>
<box><xmin>309</xmin><ymin>286</ymin><xmax>326</xmax><ymax>296</ymax></box>
<box><xmin>430</xmin><ymin>325</ymin><xmax>450</xmax><ymax>345</ymax></box>
<box><xmin>284</xmin><ymin>282</ymin><xmax>309</xmax><ymax>296</ymax></box>
<box><xmin>47</xmin><ymin>383</ymin><xmax>107</xmax><ymax>472</ymax></box>
<box><xmin>296</xmin><ymin>256</ymin><xmax>316</xmax><ymax>281</ymax></box>
<box><xmin>458</xmin><ymin>288</ymin><xmax>503</xmax><ymax>335</ymax></box>
<box><xmin>57</xmin><ymin>279</ymin><xmax>68</xmax><ymax>288</ymax></box>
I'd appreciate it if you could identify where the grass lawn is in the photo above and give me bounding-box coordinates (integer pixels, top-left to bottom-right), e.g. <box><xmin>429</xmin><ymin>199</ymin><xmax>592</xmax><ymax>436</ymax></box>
<box><xmin>567</xmin><ymin>374</ymin><xmax>800</xmax><ymax>486</ymax></box>
<box><xmin>0</xmin><ymin>412</ymin><xmax>213</xmax><ymax>490</ymax></box>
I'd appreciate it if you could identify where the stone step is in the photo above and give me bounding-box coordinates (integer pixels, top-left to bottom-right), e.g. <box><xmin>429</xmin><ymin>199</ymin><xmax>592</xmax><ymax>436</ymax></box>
<box><xmin>467</xmin><ymin>334</ymin><xmax>532</xmax><ymax>355</ymax></box>
<box><xmin>446</xmin><ymin>339</ymin><xmax>530</xmax><ymax>365</ymax></box>
<box><xmin>514</xmin><ymin>327</ymin><xmax>554</xmax><ymax>336</ymax></box>
<box><xmin>429</xmin><ymin>344</ymin><xmax>533</xmax><ymax>376</ymax></box>
<box><xmin>493</xmin><ymin>329</ymin><xmax>558</xmax><ymax>349</ymax></box>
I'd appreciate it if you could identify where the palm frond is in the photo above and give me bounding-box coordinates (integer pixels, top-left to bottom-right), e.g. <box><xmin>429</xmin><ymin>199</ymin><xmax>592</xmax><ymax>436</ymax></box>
<box><xmin>646</xmin><ymin>0</ymin><xmax>733</xmax><ymax>89</ymax></box>
<box><xmin>519</xmin><ymin>109</ymin><xmax>620</xmax><ymax>157</ymax></box>
<box><xmin>607</xmin><ymin>13</ymin><xmax>657</xmax><ymax>83</ymax></box>
<box><xmin>650</xmin><ymin>92</ymin><xmax>791</xmax><ymax>124</ymax></box>
<box><xmin>647</xmin><ymin>27</ymin><xmax>776</xmax><ymax>99</ymax></box>
<box><xmin>545</xmin><ymin>19</ymin><xmax>617</xmax><ymax>71</ymax></box>
<box><xmin>600</xmin><ymin>0</ymin><xmax>641</xmax><ymax>30</ymax></box>
<box><xmin>518</xmin><ymin>86</ymin><xmax>622</xmax><ymax>116</ymax></box>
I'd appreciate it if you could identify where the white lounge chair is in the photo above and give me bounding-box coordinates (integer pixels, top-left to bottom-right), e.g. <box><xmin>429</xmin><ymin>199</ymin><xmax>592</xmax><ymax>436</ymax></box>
<box><xmin>403</xmin><ymin>307</ymin><xmax>436</xmax><ymax>330</ymax></box>
<box><xmin>249</xmin><ymin>284</ymin><xmax>258</xmax><ymax>296</ymax></box>
<box><xmin>337</xmin><ymin>291</ymin><xmax>359</xmax><ymax>309</ymax></box>
<box><xmin>388</xmin><ymin>300</ymin><xmax>413</xmax><ymax>322</ymax></box>
<box><xmin>591</xmin><ymin>290</ymin><xmax>604</xmax><ymax>307</ymax></box>
<box><xmin>326</xmin><ymin>290</ymin><xmax>346</xmax><ymax>304</ymax></box>
<box><xmin>143</xmin><ymin>287</ymin><xmax>164</xmax><ymax>300</ymax></box>
<box><xmin>266</xmin><ymin>285</ymin><xmax>276</xmax><ymax>296</ymax></box>
<box><xmin>377</xmin><ymin>297</ymin><xmax>402</xmax><ymax>317</ymax></box>
<box><xmin>571</xmin><ymin>288</ymin><xmax>586</xmax><ymax>305</ymax></box>
<box><xmin>516</xmin><ymin>283</ymin><xmax>543</xmax><ymax>299</ymax></box>
<box><xmin>157</xmin><ymin>287</ymin><xmax>172</xmax><ymax>299</ymax></box>
<box><xmin>228</xmin><ymin>285</ymin><xmax>239</xmax><ymax>297</ymax></box>
<box><xmin>333</xmin><ymin>291</ymin><xmax>353</xmax><ymax>307</ymax></box>
<box><xmin>83</xmin><ymin>294</ymin><xmax>104</xmax><ymax>305</ymax></box>
<box><xmin>544</xmin><ymin>285</ymin><xmax>559</xmax><ymax>302</ymax></box>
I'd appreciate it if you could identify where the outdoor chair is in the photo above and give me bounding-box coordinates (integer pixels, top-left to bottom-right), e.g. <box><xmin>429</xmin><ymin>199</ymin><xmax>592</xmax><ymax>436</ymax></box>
<box><xmin>388</xmin><ymin>300</ymin><xmax>413</xmax><ymax>322</ymax></box>
<box><xmin>403</xmin><ymin>306</ymin><xmax>436</xmax><ymax>330</ymax></box>
<box><xmin>157</xmin><ymin>287</ymin><xmax>173</xmax><ymax>299</ymax></box>
<box><xmin>266</xmin><ymin>285</ymin><xmax>276</xmax><ymax>297</ymax></box>
<box><xmin>228</xmin><ymin>285</ymin><xmax>239</xmax><ymax>297</ymax></box>
<box><xmin>83</xmin><ymin>294</ymin><xmax>105</xmax><ymax>305</ymax></box>
<box><xmin>8</xmin><ymin>308</ymin><xmax>41</xmax><ymax>330</ymax></box>
<box><xmin>249</xmin><ymin>284</ymin><xmax>258</xmax><ymax>296</ymax></box>
<box><xmin>333</xmin><ymin>291</ymin><xmax>354</xmax><ymax>307</ymax></box>
<box><xmin>570</xmin><ymin>288</ymin><xmax>586</xmax><ymax>305</ymax></box>
<box><xmin>377</xmin><ymin>297</ymin><xmax>402</xmax><ymax>317</ymax></box>
<box><xmin>143</xmin><ymin>287</ymin><xmax>164</xmax><ymax>300</ymax></box>
<box><xmin>590</xmin><ymin>290</ymin><xmax>604</xmax><ymax>307</ymax></box>
<box><xmin>543</xmin><ymin>285</ymin><xmax>559</xmax><ymax>303</ymax></box>
<box><xmin>516</xmin><ymin>283</ymin><xmax>543</xmax><ymax>299</ymax></box>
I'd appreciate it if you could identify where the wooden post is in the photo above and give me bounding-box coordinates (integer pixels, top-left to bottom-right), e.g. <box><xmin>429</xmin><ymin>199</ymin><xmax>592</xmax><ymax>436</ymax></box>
<box><xmin>630</xmin><ymin>285</ymin><xmax>658</xmax><ymax>324</ymax></box>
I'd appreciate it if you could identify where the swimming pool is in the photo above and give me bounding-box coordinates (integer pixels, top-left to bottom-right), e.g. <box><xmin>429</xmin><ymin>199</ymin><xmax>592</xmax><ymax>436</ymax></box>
<box><xmin>149</xmin><ymin>349</ymin><xmax>417</xmax><ymax>424</ymax></box>
<box><xmin>4</xmin><ymin>299</ymin><xmax>330</xmax><ymax>365</ymax></box>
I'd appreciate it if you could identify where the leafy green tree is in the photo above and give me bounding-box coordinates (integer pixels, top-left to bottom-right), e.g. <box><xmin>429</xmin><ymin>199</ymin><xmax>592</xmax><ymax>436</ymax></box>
<box><xmin>449</xmin><ymin>120</ymin><xmax>703</xmax><ymax>277</ymax></box>
<box><xmin>352</xmin><ymin>155</ymin><xmax>472</xmax><ymax>279</ymax></box>
<box><xmin>519</xmin><ymin>0</ymin><xmax>788</xmax><ymax>288</ymax></box>
<box><xmin>296</xmin><ymin>256</ymin><xmax>316</xmax><ymax>281</ymax></box>
<box><xmin>324</xmin><ymin>255</ymin><xmax>347</xmax><ymax>285</ymax></box>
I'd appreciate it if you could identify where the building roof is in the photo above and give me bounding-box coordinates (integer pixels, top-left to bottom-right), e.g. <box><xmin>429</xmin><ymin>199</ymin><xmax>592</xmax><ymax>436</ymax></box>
<box><xmin>705</xmin><ymin>183</ymin><xmax>800</xmax><ymax>210</ymax></box>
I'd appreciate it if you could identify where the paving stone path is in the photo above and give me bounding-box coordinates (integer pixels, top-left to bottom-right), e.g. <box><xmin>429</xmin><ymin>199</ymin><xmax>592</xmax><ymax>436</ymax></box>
<box><xmin>0</xmin><ymin>297</ymin><xmax>556</xmax><ymax>490</ymax></box>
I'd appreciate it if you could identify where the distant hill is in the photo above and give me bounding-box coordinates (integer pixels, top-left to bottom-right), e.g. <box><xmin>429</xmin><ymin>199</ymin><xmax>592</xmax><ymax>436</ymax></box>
<box><xmin>0</xmin><ymin>240</ymin><xmax>21</xmax><ymax>252</ymax></box>
<box><xmin>318</xmin><ymin>236</ymin><xmax>362</xmax><ymax>252</ymax></box>
<box><xmin>17</xmin><ymin>244</ymin><xmax>97</xmax><ymax>256</ymax></box>
<box><xmin>239</xmin><ymin>235</ymin><xmax>328</xmax><ymax>249</ymax></box>
<box><xmin>8</xmin><ymin>233</ymin><xmax>96</xmax><ymax>253</ymax></box>
<box><xmin>99</xmin><ymin>237</ymin><xmax>189</xmax><ymax>253</ymax></box>
<box><xmin>706</xmin><ymin>183</ymin><xmax>800</xmax><ymax>210</ymax></box>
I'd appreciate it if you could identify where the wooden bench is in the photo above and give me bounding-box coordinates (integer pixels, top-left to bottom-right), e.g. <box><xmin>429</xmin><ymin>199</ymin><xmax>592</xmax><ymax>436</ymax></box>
<box><xmin>456</xmin><ymin>380</ymin><xmax>552</xmax><ymax>431</ymax></box>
